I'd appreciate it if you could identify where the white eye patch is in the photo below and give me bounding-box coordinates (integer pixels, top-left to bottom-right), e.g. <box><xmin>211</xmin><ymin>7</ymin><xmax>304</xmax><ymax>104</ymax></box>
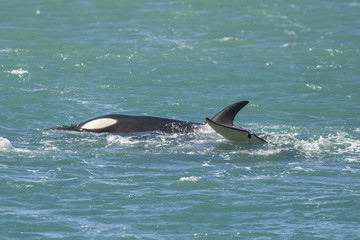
<box><xmin>81</xmin><ymin>118</ymin><xmax>117</xmax><ymax>130</ymax></box>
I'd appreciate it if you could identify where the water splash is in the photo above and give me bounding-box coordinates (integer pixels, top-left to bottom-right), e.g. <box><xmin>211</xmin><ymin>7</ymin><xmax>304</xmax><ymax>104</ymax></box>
<box><xmin>5</xmin><ymin>69</ymin><xmax>31</xmax><ymax>81</ymax></box>
<box><xmin>178</xmin><ymin>176</ymin><xmax>201</xmax><ymax>182</ymax></box>
<box><xmin>20</xmin><ymin>125</ymin><xmax>360</xmax><ymax>163</ymax></box>
<box><xmin>0</xmin><ymin>137</ymin><xmax>13</xmax><ymax>150</ymax></box>
<box><xmin>259</xmin><ymin>125</ymin><xmax>360</xmax><ymax>159</ymax></box>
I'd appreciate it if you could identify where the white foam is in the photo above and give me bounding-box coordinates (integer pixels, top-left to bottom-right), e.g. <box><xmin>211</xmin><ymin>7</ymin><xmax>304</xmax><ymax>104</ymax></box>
<box><xmin>237</xmin><ymin>123</ymin><xmax>360</xmax><ymax>159</ymax></box>
<box><xmin>6</xmin><ymin>68</ymin><xmax>29</xmax><ymax>78</ymax></box>
<box><xmin>0</xmin><ymin>48</ymin><xmax>25</xmax><ymax>53</ymax></box>
<box><xmin>345</xmin><ymin>157</ymin><xmax>359</xmax><ymax>163</ymax></box>
<box><xmin>106</xmin><ymin>135</ymin><xmax>137</xmax><ymax>145</ymax></box>
<box><xmin>218</xmin><ymin>37</ymin><xmax>233</xmax><ymax>42</ymax></box>
<box><xmin>305</xmin><ymin>83</ymin><xmax>322</xmax><ymax>90</ymax></box>
<box><xmin>281</xmin><ymin>130</ymin><xmax>360</xmax><ymax>159</ymax></box>
<box><xmin>0</xmin><ymin>48</ymin><xmax>13</xmax><ymax>53</ymax></box>
<box><xmin>0</xmin><ymin>137</ymin><xmax>14</xmax><ymax>150</ymax></box>
<box><xmin>179</xmin><ymin>176</ymin><xmax>201</xmax><ymax>182</ymax></box>
<box><xmin>202</xmin><ymin>162</ymin><xmax>215</xmax><ymax>167</ymax></box>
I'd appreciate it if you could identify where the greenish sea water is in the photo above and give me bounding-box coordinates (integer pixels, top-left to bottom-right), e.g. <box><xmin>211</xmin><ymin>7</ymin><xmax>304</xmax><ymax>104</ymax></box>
<box><xmin>1</xmin><ymin>0</ymin><xmax>359</xmax><ymax>239</ymax></box>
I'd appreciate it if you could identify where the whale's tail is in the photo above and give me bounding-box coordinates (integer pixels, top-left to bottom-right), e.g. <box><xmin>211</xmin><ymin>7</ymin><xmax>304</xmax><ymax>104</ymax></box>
<box><xmin>206</xmin><ymin>101</ymin><xmax>267</xmax><ymax>144</ymax></box>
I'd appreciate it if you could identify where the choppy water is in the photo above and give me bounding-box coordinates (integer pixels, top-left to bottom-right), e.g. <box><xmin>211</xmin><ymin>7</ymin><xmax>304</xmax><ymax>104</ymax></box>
<box><xmin>1</xmin><ymin>0</ymin><xmax>360</xmax><ymax>239</ymax></box>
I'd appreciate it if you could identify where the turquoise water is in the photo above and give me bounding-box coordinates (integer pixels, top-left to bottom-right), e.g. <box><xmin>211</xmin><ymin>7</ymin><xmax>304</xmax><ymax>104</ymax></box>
<box><xmin>1</xmin><ymin>0</ymin><xmax>360</xmax><ymax>239</ymax></box>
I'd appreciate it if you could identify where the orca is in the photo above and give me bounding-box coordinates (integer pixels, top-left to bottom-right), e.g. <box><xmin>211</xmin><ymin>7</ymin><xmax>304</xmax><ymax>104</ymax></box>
<box><xmin>56</xmin><ymin>101</ymin><xmax>266</xmax><ymax>144</ymax></box>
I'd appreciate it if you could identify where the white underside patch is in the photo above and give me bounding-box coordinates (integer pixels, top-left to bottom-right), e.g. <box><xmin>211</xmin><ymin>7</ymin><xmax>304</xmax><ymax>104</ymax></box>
<box><xmin>81</xmin><ymin>118</ymin><xmax>117</xmax><ymax>130</ymax></box>
<box><xmin>206</xmin><ymin>118</ymin><xmax>266</xmax><ymax>144</ymax></box>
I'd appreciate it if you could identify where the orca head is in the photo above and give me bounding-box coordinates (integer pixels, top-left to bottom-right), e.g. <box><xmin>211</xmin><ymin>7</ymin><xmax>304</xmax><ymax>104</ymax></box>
<box><xmin>80</xmin><ymin>117</ymin><xmax>118</xmax><ymax>131</ymax></box>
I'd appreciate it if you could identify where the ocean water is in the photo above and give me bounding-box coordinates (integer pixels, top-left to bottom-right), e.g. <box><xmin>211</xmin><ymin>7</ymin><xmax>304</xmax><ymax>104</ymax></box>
<box><xmin>1</xmin><ymin>0</ymin><xmax>360</xmax><ymax>239</ymax></box>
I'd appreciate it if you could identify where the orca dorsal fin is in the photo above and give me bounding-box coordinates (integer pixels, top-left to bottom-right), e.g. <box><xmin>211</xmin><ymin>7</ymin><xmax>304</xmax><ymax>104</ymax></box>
<box><xmin>210</xmin><ymin>101</ymin><xmax>249</xmax><ymax>126</ymax></box>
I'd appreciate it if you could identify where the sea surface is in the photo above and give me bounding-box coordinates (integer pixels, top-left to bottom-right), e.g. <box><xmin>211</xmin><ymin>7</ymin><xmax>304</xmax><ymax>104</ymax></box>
<box><xmin>1</xmin><ymin>0</ymin><xmax>360</xmax><ymax>239</ymax></box>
